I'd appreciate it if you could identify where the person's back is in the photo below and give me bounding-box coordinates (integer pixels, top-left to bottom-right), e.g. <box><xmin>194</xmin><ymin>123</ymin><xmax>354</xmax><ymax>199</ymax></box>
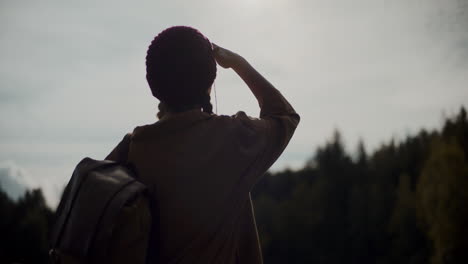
<box><xmin>106</xmin><ymin>26</ymin><xmax>299</xmax><ymax>264</ymax></box>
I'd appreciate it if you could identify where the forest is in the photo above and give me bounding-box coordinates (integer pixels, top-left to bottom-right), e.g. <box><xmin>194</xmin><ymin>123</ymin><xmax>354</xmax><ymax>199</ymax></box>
<box><xmin>1</xmin><ymin>107</ymin><xmax>467</xmax><ymax>264</ymax></box>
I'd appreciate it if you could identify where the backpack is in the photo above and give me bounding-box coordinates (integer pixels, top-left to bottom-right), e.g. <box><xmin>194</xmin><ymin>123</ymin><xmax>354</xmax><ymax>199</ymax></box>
<box><xmin>49</xmin><ymin>157</ymin><xmax>154</xmax><ymax>264</ymax></box>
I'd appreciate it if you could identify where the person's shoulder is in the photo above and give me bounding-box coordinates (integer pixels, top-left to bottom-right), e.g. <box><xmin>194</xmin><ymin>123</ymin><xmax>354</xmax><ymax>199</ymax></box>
<box><xmin>132</xmin><ymin>123</ymin><xmax>153</xmax><ymax>133</ymax></box>
<box><xmin>212</xmin><ymin>111</ymin><xmax>260</xmax><ymax>121</ymax></box>
<box><xmin>132</xmin><ymin>124</ymin><xmax>151</xmax><ymax>134</ymax></box>
<box><xmin>129</xmin><ymin>122</ymin><xmax>160</xmax><ymax>141</ymax></box>
<box><xmin>232</xmin><ymin>111</ymin><xmax>261</xmax><ymax>121</ymax></box>
<box><xmin>210</xmin><ymin>111</ymin><xmax>267</xmax><ymax>136</ymax></box>
<box><xmin>209</xmin><ymin>111</ymin><xmax>262</xmax><ymax>127</ymax></box>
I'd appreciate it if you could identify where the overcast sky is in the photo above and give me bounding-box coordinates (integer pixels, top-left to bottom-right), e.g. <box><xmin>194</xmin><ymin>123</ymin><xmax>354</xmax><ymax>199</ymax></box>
<box><xmin>1</xmin><ymin>0</ymin><xmax>467</xmax><ymax>207</ymax></box>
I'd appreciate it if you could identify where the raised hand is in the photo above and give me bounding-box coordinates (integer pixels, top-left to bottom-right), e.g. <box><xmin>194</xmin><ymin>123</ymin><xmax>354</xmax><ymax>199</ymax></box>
<box><xmin>212</xmin><ymin>43</ymin><xmax>245</xmax><ymax>69</ymax></box>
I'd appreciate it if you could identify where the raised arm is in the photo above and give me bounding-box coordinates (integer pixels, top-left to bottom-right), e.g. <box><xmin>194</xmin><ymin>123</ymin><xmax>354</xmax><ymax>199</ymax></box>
<box><xmin>213</xmin><ymin>44</ymin><xmax>300</xmax><ymax>187</ymax></box>
<box><xmin>213</xmin><ymin>44</ymin><xmax>299</xmax><ymax>121</ymax></box>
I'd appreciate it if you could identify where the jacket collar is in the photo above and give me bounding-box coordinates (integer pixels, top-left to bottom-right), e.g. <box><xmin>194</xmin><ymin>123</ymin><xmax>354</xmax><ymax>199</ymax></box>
<box><xmin>132</xmin><ymin>109</ymin><xmax>214</xmax><ymax>140</ymax></box>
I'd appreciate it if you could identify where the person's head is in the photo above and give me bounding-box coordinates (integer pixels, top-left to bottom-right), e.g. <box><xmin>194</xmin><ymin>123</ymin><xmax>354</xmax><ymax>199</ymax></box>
<box><xmin>146</xmin><ymin>26</ymin><xmax>216</xmax><ymax>117</ymax></box>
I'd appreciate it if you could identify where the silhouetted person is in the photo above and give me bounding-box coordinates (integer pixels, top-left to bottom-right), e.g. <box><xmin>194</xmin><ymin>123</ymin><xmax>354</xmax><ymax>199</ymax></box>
<box><xmin>106</xmin><ymin>26</ymin><xmax>300</xmax><ymax>264</ymax></box>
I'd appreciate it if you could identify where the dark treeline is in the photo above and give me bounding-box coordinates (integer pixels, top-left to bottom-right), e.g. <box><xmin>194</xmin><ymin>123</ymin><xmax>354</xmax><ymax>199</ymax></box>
<box><xmin>1</xmin><ymin>108</ymin><xmax>467</xmax><ymax>264</ymax></box>
<box><xmin>0</xmin><ymin>188</ymin><xmax>54</xmax><ymax>263</ymax></box>
<box><xmin>252</xmin><ymin>107</ymin><xmax>468</xmax><ymax>264</ymax></box>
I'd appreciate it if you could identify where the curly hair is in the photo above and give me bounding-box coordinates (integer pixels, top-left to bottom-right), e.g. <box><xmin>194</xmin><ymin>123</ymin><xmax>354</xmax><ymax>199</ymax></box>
<box><xmin>146</xmin><ymin>26</ymin><xmax>216</xmax><ymax>117</ymax></box>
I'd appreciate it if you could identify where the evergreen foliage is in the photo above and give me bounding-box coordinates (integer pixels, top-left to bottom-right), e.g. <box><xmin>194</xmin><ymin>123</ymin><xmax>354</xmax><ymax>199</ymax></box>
<box><xmin>0</xmin><ymin>188</ymin><xmax>53</xmax><ymax>264</ymax></box>
<box><xmin>1</xmin><ymin>107</ymin><xmax>467</xmax><ymax>263</ymax></box>
<box><xmin>252</xmin><ymin>107</ymin><xmax>468</xmax><ymax>264</ymax></box>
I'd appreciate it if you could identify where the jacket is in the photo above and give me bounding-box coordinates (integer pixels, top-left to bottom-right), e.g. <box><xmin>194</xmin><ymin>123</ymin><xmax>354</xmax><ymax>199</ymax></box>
<box><xmin>106</xmin><ymin>86</ymin><xmax>300</xmax><ymax>264</ymax></box>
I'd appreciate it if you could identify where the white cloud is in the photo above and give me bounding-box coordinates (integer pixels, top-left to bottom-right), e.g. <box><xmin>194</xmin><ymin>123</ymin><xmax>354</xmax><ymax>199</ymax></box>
<box><xmin>0</xmin><ymin>160</ymin><xmax>36</xmax><ymax>200</ymax></box>
<box><xmin>0</xmin><ymin>160</ymin><xmax>69</xmax><ymax>208</ymax></box>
